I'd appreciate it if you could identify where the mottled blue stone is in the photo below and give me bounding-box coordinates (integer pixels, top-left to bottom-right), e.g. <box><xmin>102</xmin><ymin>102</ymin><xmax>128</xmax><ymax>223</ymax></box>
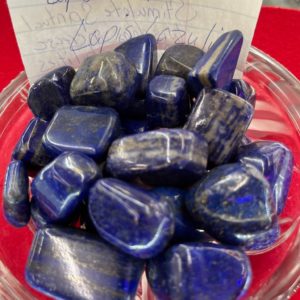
<box><xmin>30</xmin><ymin>198</ymin><xmax>52</xmax><ymax>229</ymax></box>
<box><xmin>121</xmin><ymin>118</ymin><xmax>148</xmax><ymax>135</ymax></box>
<box><xmin>70</xmin><ymin>52</ymin><xmax>139</xmax><ymax>112</ymax></box>
<box><xmin>28</xmin><ymin>66</ymin><xmax>75</xmax><ymax>120</ymax></box>
<box><xmin>26</xmin><ymin>227</ymin><xmax>144</xmax><ymax>300</ymax></box>
<box><xmin>115</xmin><ymin>34</ymin><xmax>157</xmax><ymax>96</ymax></box>
<box><xmin>146</xmin><ymin>243</ymin><xmax>252</xmax><ymax>300</ymax></box>
<box><xmin>237</xmin><ymin>141</ymin><xmax>293</xmax><ymax>214</ymax></box>
<box><xmin>106</xmin><ymin>129</ymin><xmax>208</xmax><ymax>186</ymax></box>
<box><xmin>185</xmin><ymin>163</ymin><xmax>277</xmax><ymax>246</ymax></box>
<box><xmin>43</xmin><ymin>106</ymin><xmax>120</xmax><ymax>160</ymax></box>
<box><xmin>32</xmin><ymin>152</ymin><xmax>101</xmax><ymax>223</ymax></box>
<box><xmin>146</xmin><ymin>75</ymin><xmax>190</xmax><ymax>128</ymax></box>
<box><xmin>155</xmin><ymin>44</ymin><xmax>205</xmax><ymax>80</ymax></box>
<box><xmin>88</xmin><ymin>178</ymin><xmax>175</xmax><ymax>258</ymax></box>
<box><xmin>188</xmin><ymin>30</ymin><xmax>243</xmax><ymax>96</ymax></box>
<box><xmin>12</xmin><ymin>118</ymin><xmax>52</xmax><ymax>168</ymax></box>
<box><xmin>229</xmin><ymin>79</ymin><xmax>256</xmax><ymax>107</ymax></box>
<box><xmin>3</xmin><ymin>160</ymin><xmax>30</xmax><ymax>227</ymax></box>
<box><xmin>184</xmin><ymin>89</ymin><xmax>253</xmax><ymax>165</ymax></box>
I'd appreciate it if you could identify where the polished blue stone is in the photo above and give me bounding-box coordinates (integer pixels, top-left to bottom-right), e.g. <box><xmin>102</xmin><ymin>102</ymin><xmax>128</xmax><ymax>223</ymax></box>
<box><xmin>88</xmin><ymin>178</ymin><xmax>175</xmax><ymax>258</ymax></box>
<box><xmin>184</xmin><ymin>89</ymin><xmax>253</xmax><ymax>165</ymax></box>
<box><xmin>3</xmin><ymin>160</ymin><xmax>30</xmax><ymax>227</ymax></box>
<box><xmin>43</xmin><ymin>106</ymin><xmax>120</xmax><ymax>160</ymax></box>
<box><xmin>106</xmin><ymin>129</ymin><xmax>208</xmax><ymax>186</ymax></box>
<box><xmin>70</xmin><ymin>52</ymin><xmax>139</xmax><ymax>112</ymax></box>
<box><xmin>12</xmin><ymin>118</ymin><xmax>52</xmax><ymax>168</ymax></box>
<box><xmin>28</xmin><ymin>66</ymin><xmax>75</xmax><ymax>120</ymax></box>
<box><xmin>146</xmin><ymin>75</ymin><xmax>190</xmax><ymax>128</ymax></box>
<box><xmin>155</xmin><ymin>44</ymin><xmax>205</xmax><ymax>80</ymax></box>
<box><xmin>146</xmin><ymin>243</ymin><xmax>252</xmax><ymax>300</ymax></box>
<box><xmin>115</xmin><ymin>34</ymin><xmax>157</xmax><ymax>96</ymax></box>
<box><xmin>185</xmin><ymin>163</ymin><xmax>277</xmax><ymax>246</ymax></box>
<box><xmin>237</xmin><ymin>141</ymin><xmax>293</xmax><ymax>214</ymax></box>
<box><xmin>188</xmin><ymin>30</ymin><xmax>243</xmax><ymax>96</ymax></box>
<box><xmin>30</xmin><ymin>197</ymin><xmax>52</xmax><ymax>229</ymax></box>
<box><xmin>229</xmin><ymin>79</ymin><xmax>256</xmax><ymax>107</ymax></box>
<box><xmin>121</xmin><ymin>118</ymin><xmax>148</xmax><ymax>135</ymax></box>
<box><xmin>32</xmin><ymin>152</ymin><xmax>101</xmax><ymax>223</ymax></box>
<box><xmin>26</xmin><ymin>227</ymin><xmax>144</xmax><ymax>300</ymax></box>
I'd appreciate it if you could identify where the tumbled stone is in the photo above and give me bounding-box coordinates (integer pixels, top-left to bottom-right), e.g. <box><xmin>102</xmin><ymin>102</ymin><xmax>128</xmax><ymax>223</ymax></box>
<box><xmin>121</xmin><ymin>118</ymin><xmax>148</xmax><ymax>135</ymax></box>
<box><xmin>88</xmin><ymin>178</ymin><xmax>175</xmax><ymax>258</ymax></box>
<box><xmin>28</xmin><ymin>66</ymin><xmax>75</xmax><ymax>120</ymax></box>
<box><xmin>30</xmin><ymin>197</ymin><xmax>52</xmax><ymax>229</ymax></box>
<box><xmin>26</xmin><ymin>227</ymin><xmax>144</xmax><ymax>300</ymax></box>
<box><xmin>106</xmin><ymin>129</ymin><xmax>208</xmax><ymax>186</ymax></box>
<box><xmin>188</xmin><ymin>30</ymin><xmax>243</xmax><ymax>96</ymax></box>
<box><xmin>146</xmin><ymin>75</ymin><xmax>190</xmax><ymax>128</ymax></box>
<box><xmin>70</xmin><ymin>52</ymin><xmax>139</xmax><ymax>112</ymax></box>
<box><xmin>184</xmin><ymin>89</ymin><xmax>253</xmax><ymax>165</ymax></box>
<box><xmin>229</xmin><ymin>79</ymin><xmax>256</xmax><ymax>107</ymax></box>
<box><xmin>237</xmin><ymin>141</ymin><xmax>293</xmax><ymax>214</ymax></box>
<box><xmin>146</xmin><ymin>243</ymin><xmax>251</xmax><ymax>300</ymax></box>
<box><xmin>3</xmin><ymin>160</ymin><xmax>30</xmax><ymax>227</ymax></box>
<box><xmin>32</xmin><ymin>152</ymin><xmax>100</xmax><ymax>223</ymax></box>
<box><xmin>43</xmin><ymin>106</ymin><xmax>120</xmax><ymax>160</ymax></box>
<box><xmin>185</xmin><ymin>163</ymin><xmax>277</xmax><ymax>246</ymax></box>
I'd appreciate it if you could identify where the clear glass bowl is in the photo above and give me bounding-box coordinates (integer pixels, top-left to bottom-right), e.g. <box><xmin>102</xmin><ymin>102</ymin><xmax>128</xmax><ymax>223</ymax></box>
<box><xmin>0</xmin><ymin>47</ymin><xmax>299</xmax><ymax>300</ymax></box>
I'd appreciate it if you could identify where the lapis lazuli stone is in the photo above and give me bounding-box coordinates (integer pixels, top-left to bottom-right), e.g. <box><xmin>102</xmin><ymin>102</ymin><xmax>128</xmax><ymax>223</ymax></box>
<box><xmin>185</xmin><ymin>163</ymin><xmax>277</xmax><ymax>246</ymax></box>
<box><xmin>30</xmin><ymin>197</ymin><xmax>52</xmax><ymax>229</ymax></box>
<box><xmin>32</xmin><ymin>152</ymin><xmax>100</xmax><ymax>223</ymax></box>
<box><xmin>184</xmin><ymin>89</ymin><xmax>253</xmax><ymax>166</ymax></box>
<box><xmin>70</xmin><ymin>52</ymin><xmax>139</xmax><ymax>112</ymax></box>
<box><xmin>115</xmin><ymin>34</ymin><xmax>157</xmax><ymax>96</ymax></box>
<box><xmin>146</xmin><ymin>75</ymin><xmax>190</xmax><ymax>128</ymax></box>
<box><xmin>28</xmin><ymin>66</ymin><xmax>75</xmax><ymax>120</ymax></box>
<box><xmin>121</xmin><ymin>118</ymin><xmax>148</xmax><ymax>136</ymax></box>
<box><xmin>3</xmin><ymin>160</ymin><xmax>30</xmax><ymax>227</ymax></box>
<box><xmin>237</xmin><ymin>141</ymin><xmax>293</xmax><ymax>214</ymax></box>
<box><xmin>229</xmin><ymin>79</ymin><xmax>256</xmax><ymax>107</ymax></box>
<box><xmin>26</xmin><ymin>227</ymin><xmax>144</xmax><ymax>300</ymax></box>
<box><xmin>106</xmin><ymin>129</ymin><xmax>208</xmax><ymax>186</ymax></box>
<box><xmin>12</xmin><ymin>118</ymin><xmax>52</xmax><ymax>168</ymax></box>
<box><xmin>146</xmin><ymin>243</ymin><xmax>252</xmax><ymax>300</ymax></box>
<box><xmin>88</xmin><ymin>178</ymin><xmax>175</xmax><ymax>258</ymax></box>
<box><xmin>188</xmin><ymin>30</ymin><xmax>243</xmax><ymax>97</ymax></box>
<box><xmin>43</xmin><ymin>106</ymin><xmax>120</xmax><ymax>160</ymax></box>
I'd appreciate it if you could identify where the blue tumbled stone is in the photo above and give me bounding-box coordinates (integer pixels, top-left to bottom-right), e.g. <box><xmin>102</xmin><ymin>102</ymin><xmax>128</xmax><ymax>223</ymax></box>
<box><xmin>156</xmin><ymin>44</ymin><xmax>205</xmax><ymax>80</ymax></box>
<box><xmin>3</xmin><ymin>160</ymin><xmax>30</xmax><ymax>227</ymax></box>
<box><xmin>106</xmin><ymin>129</ymin><xmax>208</xmax><ymax>186</ymax></box>
<box><xmin>146</xmin><ymin>75</ymin><xmax>190</xmax><ymax>128</ymax></box>
<box><xmin>146</xmin><ymin>243</ymin><xmax>251</xmax><ymax>300</ymax></box>
<box><xmin>28</xmin><ymin>66</ymin><xmax>75</xmax><ymax>120</ymax></box>
<box><xmin>237</xmin><ymin>141</ymin><xmax>293</xmax><ymax>214</ymax></box>
<box><xmin>30</xmin><ymin>198</ymin><xmax>52</xmax><ymax>229</ymax></box>
<box><xmin>26</xmin><ymin>227</ymin><xmax>144</xmax><ymax>300</ymax></box>
<box><xmin>43</xmin><ymin>106</ymin><xmax>120</xmax><ymax>160</ymax></box>
<box><xmin>70</xmin><ymin>52</ymin><xmax>139</xmax><ymax>112</ymax></box>
<box><xmin>185</xmin><ymin>163</ymin><xmax>277</xmax><ymax>246</ymax></box>
<box><xmin>184</xmin><ymin>89</ymin><xmax>253</xmax><ymax>165</ymax></box>
<box><xmin>32</xmin><ymin>152</ymin><xmax>100</xmax><ymax>223</ymax></box>
<box><xmin>229</xmin><ymin>79</ymin><xmax>256</xmax><ymax>107</ymax></box>
<box><xmin>121</xmin><ymin>118</ymin><xmax>148</xmax><ymax>135</ymax></box>
<box><xmin>89</xmin><ymin>178</ymin><xmax>175</xmax><ymax>258</ymax></box>
<box><xmin>188</xmin><ymin>30</ymin><xmax>243</xmax><ymax>96</ymax></box>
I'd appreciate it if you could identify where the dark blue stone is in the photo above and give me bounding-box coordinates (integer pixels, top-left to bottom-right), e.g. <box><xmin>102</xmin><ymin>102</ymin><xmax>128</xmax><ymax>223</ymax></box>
<box><xmin>70</xmin><ymin>52</ymin><xmax>139</xmax><ymax>112</ymax></box>
<box><xmin>88</xmin><ymin>178</ymin><xmax>175</xmax><ymax>258</ymax></box>
<box><xmin>155</xmin><ymin>44</ymin><xmax>205</xmax><ymax>80</ymax></box>
<box><xmin>32</xmin><ymin>152</ymin><xmax>100</xmax><ymax>223</ymax></box>
<box><xmin>188</xmin><ymin>30</ymin><xmax>243</xmax><ymax>96</ymax></box>
<box><xmin>237</xmin><ymin>141</ymin><xmax>293</xmax><ymax>214</ymax></box>
<box><xmin>28</xmin><ymin>66</ymin><xmax>75</xmax><ymax>120</ymax></box>
<box><xmin>12</xmin><ymin>118</ymin><xmax>52</xmax><ymax>168</ymax></box>
<box><xmin>185</xmin><ymin>163</ymin><xmax>277</xmax><ymax>246</ymax></box>
<box><xmin>184</xmin><ymin>89</ymin><xmax>253</xmax><ymax>165</ymax></box>
<box><xmin>121</xmin><ymin>118</ymin><xmax>148</xmax><ymax>135</ymax></box>
<box><xmin>3</xmin><ymin>160</ymin><xmax>30</xmax><ymax>227</ymax></box>
<box><xmin>126</xmin><ymin>98</ymin><xmax>147</xmax><ymax>119</ymax></box>
<box><xmin>43</xmin><ymin>106</ymin><xmax>120</xmax><ymax>160</ymax></box>
<box><xmin>26</xmin><ymin>227</ymin><xmax>144</xmax><ymax>300</ymax></box>
<box><xmin>115</xmin><ymin>34</ymin><xmax>157</xmax><ymax>96</ymax></box>
<box><xmin>30</xmin><ymin>198</ymin><xmax>52</xmax><ymax>229</ymax></box>
<box><xmin>106</xmin><ymin>129</ymin><xmax>208</xmax><ymax>186</ymax></box>
<box><xmin>146</xmin><ymin>75</ymin><xmax>190</xmax><ymax>128</ymax></box>
<box><xmin>146</xmin><ymin>243</ymin><xmax>252</xmax><ymax>300</ymax></box>
<box><xmin>229</xmin><ymin>79</ymin><xmax>256</xmax><ymax>107</ymax></box>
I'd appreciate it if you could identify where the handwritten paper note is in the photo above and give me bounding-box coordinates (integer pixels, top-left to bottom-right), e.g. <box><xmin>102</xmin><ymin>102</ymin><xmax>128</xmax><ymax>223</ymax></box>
<box><xmin>7</xmin><ymin>0</ymin><xmax>262</xmax><ymax>84</ymax></box>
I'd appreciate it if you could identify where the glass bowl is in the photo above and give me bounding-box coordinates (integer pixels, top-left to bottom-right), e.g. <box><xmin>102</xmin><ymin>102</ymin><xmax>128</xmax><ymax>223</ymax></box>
<box><xmin>0</xmin><ymin>47</ymin><xmax>299</xmax><ymax>300</ymax></box>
